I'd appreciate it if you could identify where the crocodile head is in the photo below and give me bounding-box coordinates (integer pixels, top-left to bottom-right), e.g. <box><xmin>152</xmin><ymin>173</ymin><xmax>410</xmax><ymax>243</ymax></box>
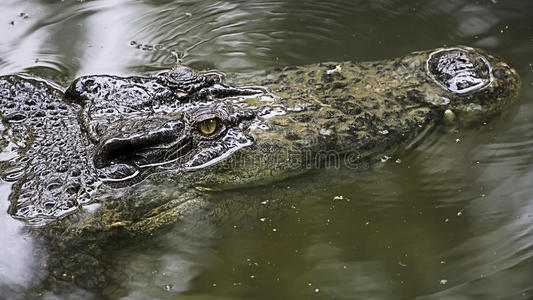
<box><xmin>57</xmin><ymin>47</ymin><xmax>520</xmax><ymax>235</ymax></box>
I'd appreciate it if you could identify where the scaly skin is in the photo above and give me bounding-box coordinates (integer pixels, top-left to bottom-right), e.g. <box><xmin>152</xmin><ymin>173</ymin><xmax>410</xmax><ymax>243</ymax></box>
<box><xmin>0</xmin><ymin>46</ymin><xmax>520</xmax><ymax>291</ymax></box>
<box><xmin>0</xmin><ymin>46</ymin><xmax>520</xmax><ymax>235</ymax></box>
<box><xmin>114</xmin><ymin>46</ymin><xmax>520</xmax><ymax>235</ymax></box>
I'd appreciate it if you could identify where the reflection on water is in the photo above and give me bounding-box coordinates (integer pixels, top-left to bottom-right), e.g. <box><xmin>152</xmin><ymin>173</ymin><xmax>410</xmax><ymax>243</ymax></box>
<box><xmin>0</xmin><ymin>182</ymin><xmax>37</xmax><ymax>293</ymax></box>
<box><xmin>2</xmin><ymin>0</ymin><xmax>530</xmax><ymax>76</ymax></box>
<box><xmin>0</xmin><ymin>0</ymin><xmax>533</xmax><ymax>298</ymax></box>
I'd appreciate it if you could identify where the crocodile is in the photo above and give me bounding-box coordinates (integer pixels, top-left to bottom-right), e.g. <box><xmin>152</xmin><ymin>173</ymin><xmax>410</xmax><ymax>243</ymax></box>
<box><xmin>0</xmin><ymin>46</ymin><xmax>520</xmax><ymax>291</ymax></box>
<box><xmin>0</xmin><ymin>46</ymin><xmax>520</xmax><ymax>236</ymax></box>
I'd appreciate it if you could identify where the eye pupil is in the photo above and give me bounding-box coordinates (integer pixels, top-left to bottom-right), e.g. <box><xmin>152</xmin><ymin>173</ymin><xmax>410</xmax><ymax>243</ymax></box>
<box><xmin>198</xmin><ymin>119</ymin><xmax>218</xmax><ymax>135</ymax></box>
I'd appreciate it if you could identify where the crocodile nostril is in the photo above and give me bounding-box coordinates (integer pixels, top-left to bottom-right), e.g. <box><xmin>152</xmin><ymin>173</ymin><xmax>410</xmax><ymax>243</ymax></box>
<box><xmin>492</xmin><ymin>67</ymin><xmax>508</xmax><ymax>80</ymax></box>
<box><xmin>427</xmin><ymin>47</ymin><xmax>492</xmax><ymax>94</ymax></box>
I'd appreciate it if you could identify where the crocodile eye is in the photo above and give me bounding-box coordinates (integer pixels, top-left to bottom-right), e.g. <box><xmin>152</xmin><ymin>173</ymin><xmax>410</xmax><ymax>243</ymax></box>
<box><xmin>197</xmin><ymin>118</ymin><xmax>218</xmax><ymax>136</ymax></box>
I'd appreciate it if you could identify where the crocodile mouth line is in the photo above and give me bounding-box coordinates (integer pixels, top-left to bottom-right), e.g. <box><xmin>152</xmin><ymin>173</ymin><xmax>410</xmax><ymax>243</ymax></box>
<box><xmin>136</xmin><ymin>137</ymin><xmax>194</xmax><ymax>168</ymax></box>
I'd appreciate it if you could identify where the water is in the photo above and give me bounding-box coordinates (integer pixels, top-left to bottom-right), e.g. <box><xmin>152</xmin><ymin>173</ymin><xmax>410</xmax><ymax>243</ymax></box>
<box><xmin>1</xmin><ymin>0</ymin><xmax>533</xmax><ymax>298</ymax></box>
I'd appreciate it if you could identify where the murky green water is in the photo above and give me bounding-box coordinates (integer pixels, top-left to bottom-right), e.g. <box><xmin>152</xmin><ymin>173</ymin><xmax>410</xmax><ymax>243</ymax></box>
<box><xmin>1</xmin><ymin>0</ymin><xmax>533</xmax><ymax>299</ymax></box>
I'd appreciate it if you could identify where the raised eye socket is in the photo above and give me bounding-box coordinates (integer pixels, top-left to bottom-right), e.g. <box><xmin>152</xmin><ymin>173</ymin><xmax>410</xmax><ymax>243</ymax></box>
<box><xmin>197</xmin><ymin>118</ymin><xmax>219</xmax><ymax>136</ymax></box>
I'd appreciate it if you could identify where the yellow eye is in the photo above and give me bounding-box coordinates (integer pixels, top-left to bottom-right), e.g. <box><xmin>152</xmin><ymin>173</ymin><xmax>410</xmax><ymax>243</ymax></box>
<box><xmin>198</xmin><ymin>118</ymin><xmax>218</xmax><ymax>136</ymax></box>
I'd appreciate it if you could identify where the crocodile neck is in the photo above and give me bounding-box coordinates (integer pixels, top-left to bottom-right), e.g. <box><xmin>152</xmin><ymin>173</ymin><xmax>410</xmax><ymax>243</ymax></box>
<box><xmin>0</xmin><ymin>75</ymin><xmax>99</xmax><ymax>224</ymax></box>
